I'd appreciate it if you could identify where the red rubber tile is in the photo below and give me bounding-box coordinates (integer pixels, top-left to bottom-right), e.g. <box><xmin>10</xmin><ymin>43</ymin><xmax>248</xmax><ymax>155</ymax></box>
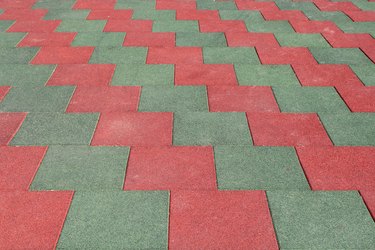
<box><xmin>17</xmin><ymin>32</ymin><xmax>76</xmax><ymax>47</ymax></box>
<box><xmin>7</xmin><ymin>20</ymin><xmax>60</xmax><ymax>33</ymax></box>
<box><xmin>104</xmin><ymin>20</ymin><xmax>153</xmax><ymax>32</ymax></box>
<box><xmin>31</xmin><ymin>47</ymin><xmax>94</xmax><ymax>64</ymax></box>
<box><xmin>87</xmin><ymin>10</ymin><xmax>133</xmax><ymax>20</ymax></box>
<box><xmin>0</xmin><ymin>146</ymin><xmax>47</xmax><ymax>190</ymax></box>
<box><xmin>226</xmin><ymin>32</ymin><xmax>279</xmax><ymax>47</ymax></box>
<box><xmin>345</xmin><ymin>11</ymin><xmax>375</xmax><ymax>22</ymax></box>
<box><xmin>314</xmin><ymin>0</ymin><xmax>360</xmax><ymax>11</ymax></box>
<box><xmin>0</xmin><ymin>0</ymin><xmax>36</xmax><ymax>9</ymax></box>
<box><xmin>175</xmin><ymin>64</ymin><xmax>237</xmax><ymax>86</ymax></box>
<box><xmin>207</xmin><ymin>86</ymin><xmax>280</xmax><ymax>112</ymax></box>
<box><xmin>156</xmin><ymin>0</ymin><xmax>196</xmax><ymax>10</ymax></box>
<box><xmin>91</xmin><ymin>112</ymin><xmax>173</xmax><ymax>146</ymax></box>
<box><xmin>0</xmin><ymin>112</ymin><xmax>26</xmax><ymax>145</ymax></box>
<box><xmin>176</xmin><ymin>10</ymin><xmax>219</xmax><ymax>20</ymax></box>
<box><xmin>336</xmin><ymin>86</ymin><xmax>375</xmax><ymax>112</ymax></box>
<box><xmin>297</xmin><ymin>146</ymin><xmax>375</xmax><ymax>191</ymax></box>
<box><xmin>48</xmin><ymin>64</ymin><xmax>115</xmax><ymax>86</ymax></box>
<box><xmin>361</xmin><ymin>46</ymin><xmax>375</xmax><ymax>63</ymax></box>
<box><xmin>123</xmin><ymin>32</ymin><xmax>175</xmax><ymax>47</ymax></box>
<box><xmin>124</xmin><ymin>146</ymin><xmax>217</xmax><ymax>191</ymax></box>
<box><xmin>247</xmin><ymin>112</ymin><xmax>332</xmax><ymax>146</ymax></box>
<box><xmin>0</xmin><ymin>86</ymin><xmax>10</xmax><ymax>102</ymax></box>
<box><xmin>323</xmin><ymin>32</ymin><xmax>375</xmax><ymax>48</ymax></box>
<box><xmin>169</xmin><ymin>190</ymin><xmax>278</xmax><ymax>249</ymax></box>
<box><xmin>0</xmin><ymin>9</ymin><xmax>47</xmax><ymax>20</ymax></box>
<box><xmin>67</xmin><ymin>86</ymin><xmax>140</xmax><ymax>113</ymax></box>
<box><xmin>0</xmin><ymin>191</ymin><xmax>73</xmax><ymax>249</ymax></box>
<box><xmin>199</xmin><ymin>20</ymin><xmax>247</xmax><ymax>33</ymax></box>
<box><xmin>257</xmin><ymin>47</ymin><xmax>317</xmax><ymax>65</ymax></box>
<box><xmin>236</xmin><ymin>0</ymin><xmax>279</xmax><ymax>11</ymax></box>
<box><xmin>290</xmin><ymin>20</ymin><xmax>341</xmax><ymax>34</ymax></box>
<box><xmin>147</xmin><ymin>47</ymin><xmax>203</xmax><ymax>64</ymax></box>
<box><xmin>73</xmin><ymin>0</ymin><xmax>116</xmax><ymax>9</ymax></box>
<box><xmin>262</xmin><ymin>10</ymin><xmax>308</xmax><ymax>21</ymax></box>
<box><xmin>292</xmin><ymin>64</ymin><xmax>363</xmax><ymax>87</ymax></box>
<box><xmin>360</xmin><ymin>191</ymin><xmax>375</xmax><ymax>219</ymax></box>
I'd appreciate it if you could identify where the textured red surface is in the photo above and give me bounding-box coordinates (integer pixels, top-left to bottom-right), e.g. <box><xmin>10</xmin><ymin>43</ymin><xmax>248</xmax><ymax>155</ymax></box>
<box><xmin>226</xmin><ymin>32</ymin><xmax>279</xmax><ymax>47</ymax></box>
<box><xmin>199</xmin><ymin>20</ymin><xmax>247</xmax><ymax>32</ymax></box>
<box><xmin>31</xmin><ymin>46</ymin><xmax>94</xmax><ymax>64</ymax></box>
<box><xmin>87</xmin><ymin>10</ymin><xmax>133</xmax><ymax>20</ymax></box>
<box><xmin>0</xmin><ymin>9</ymin><xmax>47</xmax><ymax>20</ymax></box>
<box><xmin>176</xmin><ymin>9</ymin><xmax>219</xmax><ymax>20</ymax></box>
<box><xmin>0</xmin><ymin>112</ymin><xmax>26</xmax><ymax>145</ymax></box>
<box><xmin>7</xmin><ymin>20</ymin><xmax>60</xmax><ymax>33</ymax></box>
<box><xmin>336</xmin><ymin>86</ymin><xmax>375</xmax><ymax>112</ymax></box>
<box><xmin>257</xmin><ymin>46</ymin><xmax>318</xmax><ymax>65</ymax></box>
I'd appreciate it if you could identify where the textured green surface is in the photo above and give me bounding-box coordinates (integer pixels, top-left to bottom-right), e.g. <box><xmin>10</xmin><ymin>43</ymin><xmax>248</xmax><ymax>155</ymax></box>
<box><xmin>72</xmin><ymin>32</ymin><xmax>126</xmax><ymax>47</ymax></box>
<box><xmin>319</xmin><ymin>113</ymin><xmax>375</xmax><ymax>146</ymax></box>
<box><xmin>10</xmin><ymin>112</ymin><xmax>99</xmax><ymax>145</ymax></box>
<box><xmin>214</xmin><ymin>146</ymin><xmax>310</xmax><ymax>190</ymax></box>
<box><xmin>90</xmin><ymin>47</ymin><xmax>147</xmax><ymax>64</ymax></box>
<box><xmin>0</xmin><ymin>47</ymin><xmax>38</xmax><ymax>64</ymax></box>
<box><xmin>112</xmin><ymin>64</ymin><xmax>174</xmax><ymax>86</ymax></box>
<box><xmin>336</xmin><ymin>21</ymin><xmax>375</xmax><ymax>36</ymax></box>
<box><xmin>275</xmin><ymin>33</ymin><xmax>330</xmax><ymax>48</ymax></box>
<box><xmin>350</xmin><ymin>65</ymin><xmax>375</xmax><ymax>86</ymax></box>
<box><xmin>246</xmin><ymin>20</ymin><xmax>294</xmax><ymax>33</ymax></box>
<box><xmin>116</xmin><ymin>0</ymin><xmax>156</xmax><ymax>10</ymax></box>
<box><xmin>304</xmin><ymin>10</ymin><xmax>352</xmax><ymax>22</ymax></box>
<box><xmin>56</xmin><ymin>20</ymin><xmax>106</xmax><ymax>32</ymax></box>
<box><xmin>132</xmin><ymin>10</ymin><xmax>175</xmax><ymax>20</ymax></box>
<box><xmin>0</xmin><ymin>20</ymin><xmax>14</xmax><ymax>32</ymax></box>
<box><xmin>57</xmin><ymin>191</ymin><xmax>169</xmax><ymax>249</ymax></box>
<box><xmin>0</xmin><ymin>64</ymin><xmax>55</xmax><ymax>87</ymax></box>
<box><xmin>197</xmin><ymin>0</ymin><xmax>237</xmax><ymax>10</ymax></box>
<box><xmin>44</xmin><ymin>9</ymin><xmax>89</xmax><ymax>20</ymax></box>
<box><xmin>235</xmin><ymin>65</ymin><xmax>300</xmax><ymax>86</ymax></box>
<box><xmin>203</xmin><ymin>47</ymin><xmax>260</xmax><ymax>64</ymax></box>
<box><xmin>0</xmin><ymin>86</ymin><xmax>74</xmax><ymax>112</ymax></box>
<box><xmin>31</xmin><ymin>146</ymin><xmax>129</xmax><ymax>191</ymax></box>
<box><xmin>33</xmin><ymin>0</ymin><xmax>76</xmax><ymax>9</ymax></box>
<box><xmin>139</xmin><ymin>86</ymin><xmax>208</xmax><ymax>112</ymax></box>
<box><xmin>153</xmin><ymin>20</ymin><xmax>199</xmax><ymax>32</ymax></box>
<box><xmin>176</xmin><ymin>32</ymin><xmax>227</xmax><ymax>47</ymax></box>
<box><xmin>267</xmin><ymin>191</ymin><xmax>375</xmax><ymax>249</ymax></box>
<box><xmin>0</xmin><ymin>33</ymin><xmax>25</xmax><ymax>47</ymax></box>
<box><xmin>273</xmin><ymin>86</ymin><xmax>349</xmax><ymax>113</ymax></box>
<box><xmin>173</xmin><ymin>112</ymin><xmax>252</xmax><ymax>145</ymax></box>
<box><xmin>219</xmin><ymin>10</ymin><xmax>264</xmax><ymax>22</ymax></box>
<box><xmin>310</xmin><ymin>48</ymin><xmax>373</xmax><ymax>65</ymax></box>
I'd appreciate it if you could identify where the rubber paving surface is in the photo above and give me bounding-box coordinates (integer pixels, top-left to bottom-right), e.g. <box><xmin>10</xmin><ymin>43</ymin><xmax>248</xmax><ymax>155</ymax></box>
<box><xmin>0</xmin><ymin>0</ymin><xmax>374</xmax><ymax>249</ymax></box>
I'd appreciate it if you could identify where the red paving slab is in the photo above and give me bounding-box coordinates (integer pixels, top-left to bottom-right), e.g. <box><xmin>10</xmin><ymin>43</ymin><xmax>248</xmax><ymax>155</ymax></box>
<box><xmin>0</xmin><ymin>9</ymin><xmax>47</xmax><ymax>20</ymax></box>
<box><xmin>73</xmin><ymin>0</ymin><xmax>116</xmax><ymax>10</ymax></box>
<box><xmin>336</xmin><ymin>86</ymin><xmax>375</xmax><ymax>112</ymax></box>
<box><xmin>86</xmin><ymin>10</ymin><xmax>133</xmax><ymax>20</ymax></box>
<box><xmin>7</xmin><ymin>20</ymin><xmax>60</xmax><ymax>33</ymax></box>
<box><xmin>226</xmin><ymin>32</ymin><xmax>279</xmax><ymax>47</ymax></box>
<box><xmin>0</xmin><ymin>113</ymin><xmax>26</xmax><ymax>145</ymax></box>
<box><xmin>176</xmin><ymin>10</ymin><xmax>219</xmax><ymax>20</ymax></box>
<box><xmin>31</xmin><ymin>47</ymin><xmax>94</xmax><ymax>64</ymax></box>
<box><xmin>257</xmin><ymin>46</ymin><xmax>318</xmax><ymax>65</ymax></box>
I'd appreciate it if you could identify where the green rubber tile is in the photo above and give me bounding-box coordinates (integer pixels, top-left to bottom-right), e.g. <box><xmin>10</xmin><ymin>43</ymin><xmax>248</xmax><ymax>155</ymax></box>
<box><xmin>275</xmin><ymin>33</ymin><xmax>330</xmax><ymax>48</ymax></box>
<box><xmin>72</xmin><ymin>32</ymin><xmax>126</xmax><ymax>47</ymax></box>
<box><xmin>10</xmin><ymin>112</ymin><xmax>99</xmax><ymax>146</ymax></box>
<box><xmin>56</xmin><ymin>20</ymin><xmax>106</xmax><ymax>32</ymax></box>
<box><xmin>0</xmin><ymin>21</ymin><xmax>14</xmax><ymax>32</ymax></box>
<box><xmin>319</xmin><ymin>113</ymin><xmax>375</xmax><ymax>146</ymax></box>
<box><xmin>350</xmin><ymin>65</ymin><xmax>375</xmax><ymax>86</ymax></box>
<box><xmin>33</xmin><ymin>0</ymin><xmax>76</xmax><ymax>9</ymax></box>
<box><xmin>235</xmin><ymin>65</ymin><xmax>300</xmax><ymax>86</ymax></box>
<box><xmin>173</xmin><ymin>112</ymin><xmax>252</xmax><ymax>145</ymax></box>
<box><xmin>57</xmin><ymin>191</ymin><xmax>169</xmax><ymax>249</ymax></box>
<box><xmin>139</xmin><ymin>86</ymin><xmax>208</xmax><ymax>112</ymax></box>
<box><xmin>0</xmin><ymin>33</ymin><xmax>25</xmax><ymax>47</ymax></box>
<box><xmin>267</xmin><ymin>191</ymin><xmax>375</xmax><ymax>249</ymax></box>
<box><xmin>116</xmin><ymin>0</ymin><xmax>156</xmax><ymax>10</ymax></box>
<box><xmin>0</xmin><ymin>64</ymin><xmax>54</xmax><ymax>87</ymax></box>
<box><xmin>90</xmin><ymin>47</ymin><xmax>147</xmax><ymax>64</ymax></box>
<box><xmin>0</xmin><ymin>86</ymin><xmax>74</xmax><ymax>112</ymax></box>
<box><xmin>0</xmin><ymin>47</ymin><xmax>38</xmax><ymax>64</ymax></box>
<box><xmin>246</xmin><ymin>20</ymin><xmax>294</xmax><ymax>33</ymax></box>
<box><xmin>44</xmin><ymin>9</ymin><xmax>89</xmax><ymax>20</ymax></box>
<box><xmin>304</xmin><ymin>10</ymin><xmax>352</xmax><ymax>22</ymax></box>
<box><xmin>335</xmin><ymin>21</ymin><xmax>375</xmax><ymax>36</ymax></box>
<box><xmin>31</xmin><ymin>146</ymin><xmax>129</xmax><ymax>191</ymax></box>
<box><xmin>310</xmin><ymin>48</ymin><xmax>373</xmax><ymax>65</ymax></box>
<box><xmin>176</xmin><ymin>32</ymin><xmax>227</xmax><ymax>47</ymax></box>
<box><xmin>132</xmin><ymin>10</ymin><xmax>175</xmax><ymax>20</ymax></box>
<box><xmin>197</xmin><ymin>0</ymin><xmax>237</xmax><ymax>10</ymax></box>
<box><xmin>219</xmin><ymin>10</ymin><xmax>264</xmax><ymax>22</ymax></box>
<box><xmin>112</xmin><ymin>64</ymin><xmax>174</xmax><ymax>86</ymax></box>
<box><xmin>203</xmin><ymin>47</ymin><xmax>260</xmax><ymax>64</ymax></box>
<box><xmin>275</xmin><ymin>1</ymin><xmax>319</xmax><ymax>11</ymax></box>
<box><xmin>214</xmin><ymin>146</ymin><xmax>310</xmax><ymax>190</ymax></box>
<box><xmin>273</xmin><ymin>86</ymin><xmax>349</xmax><ymax>113</ymax></box>
<box><xmin>351</xmin><ymin>0</ymin><xmax>375</xmax><ymax>10</ymax></box>
<box><xmin>153</xmin><ymin>21</ymin><xmax>199</xmax><ymax>32</ymax></box>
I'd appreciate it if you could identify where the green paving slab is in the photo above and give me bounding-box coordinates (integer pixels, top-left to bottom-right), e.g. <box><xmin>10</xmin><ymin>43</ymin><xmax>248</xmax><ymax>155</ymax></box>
<box><xmin>90</xmin><ymin>47</ymin><xmax>147</xmax><ymax>64</ymax></box>
<box><xmin>176</xmin><ymin>32</ymin><xmax>227</xmax><ymax>47</ymax></box>
<box><xmin>203</xmin><ymin>47</ymin><xmax>260</xmax><ymax>64</ymax></box>
<box><xmin>337</xmin><ymin>21</ymin><xmax>375</xmax><ymax>36</ymax></box>
<box><xmin>31</xmin><ymin>146</ymin><xmax>129</xmax><ymax>191</ymax></box>
<box><xmin>319</xmin><ymin>113</ymin><xmax>375</xmax><ymax>146</ymax></box>
<box><xmin>44</xmin><ymin>9</ymin><xmax>89</xmax><ymax>20</ymax></box>
<box><xmin>275</xmin><ymin>1</ymin><xmax>319</xmax><ymax>11</ymax></box>
<box><xmin>111</xmin><ymin>64</ymin><xmax>174</xmax><ymax>86</ymax></box>
<box><xmin>275</xmin><ymin>33</ymin><xmax>330</xmax><ymax>48</ymax></box>
<box><xmin>219</xmin><ymin>10</ymin><xmax>264</xmax><ymax>22</ymax></box>
<box><xmin>0</xmin><ymin>33</ymin><xmax>25</xmax><ymax>47</ymax></box>
<box><xmin>0</xmin><ymin>86</ymin><xmax>74</xmax><ymax>112</ymax></box>
<box><xmin>310</xmin><ymin>48</ymin><xmax>373</xmax><ymax>65</ymax></box>
<box><xmin>0</xmin><ymin>21</ymin><xmax>14</xmax><ymax>32</ymax></box>
<box><xmin>72</xmin><ymin>32</ymin><xmax>126</xmax><ymax>47</ymax></box>
<box><xmin>197</xmin><ymin>0</ymin><xmax>237</xmax><ymax>10</ymax></box>
<box><xmin>10</xmin><ymin>112</ymin><xmax>99</xmax><ymax>145</ymax></box>
<box><xmin>235</xmin><ymin>65</ymin><xmax>300</xmax><ymax>86</ymax></box>
<box><xmin>267</xmin><ymin>191</ymin><xmax>375</xmax><ymax>249</ymax></box>
<box><xmin>56</xmin><ymin>20</ymin><xmax>106</xmax><ymax>32</ymax></box>
<box><xmin>153</xmin><ymin>20</ymin><xmax>199</xmax><ymax>32</ymax></box>
<box><xmin>246</xmin><ymin>20</ymin><xmax>295</xmax><ymax>33</ymax></box>
<box><xmin>0</xmin><ymin>64</ymin><xmax>55</xmax><ymax>87</ymax></box>
<box><xmin>132</xmin><ymin>10</ymin><xmax>175</xmax><ymax>20</ymax></box>
<box><xmin>0</xmin><ymin>47</ymin><xmax>38</xmax><ymax>64</ymax></box>
<box><xmin>304</xmin><ymin>10</ymin><xmax>352</xmax><ymax>23</ymax></box>
<box><xmin>351</xmin><ymin>0</ymin><xmax>375</xmax><ymax>10</ymax></box>
<box><xmin>116</xmin><ymin>0</ymin><xmax>156</xmax><ymax>10</ymax></box>
<box><xmin>350</xmin><ymin>65</ymin><xmax>375</xmax><ymax>86</ymax></box>
<box><xmin>139</xmin><ymin>86</ymin><xmax>208</xmax><ymax>112</ymax></box>
<box><xmin>214</xmin><ymin>146</ymin><xmax>310</xmax><ymax>190</ymax></box>
<box><xmin>57</xmin><ymin>191</ymin><xmax>169</xmax><ymax>249</ymax></box>
<box><xmin>33</xmin><ymin>0</ymin><xmax>76</xmax><ymax>9</ymax></box>
<box><xmin>273</xmin><ymin>86</ymin><xmax>350</xmax><ymax>113</ymax></box>
<box><xmin>173</xmin><ymin>112</ymin><xmax>252</xmax><ymax>145</ymax></box>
